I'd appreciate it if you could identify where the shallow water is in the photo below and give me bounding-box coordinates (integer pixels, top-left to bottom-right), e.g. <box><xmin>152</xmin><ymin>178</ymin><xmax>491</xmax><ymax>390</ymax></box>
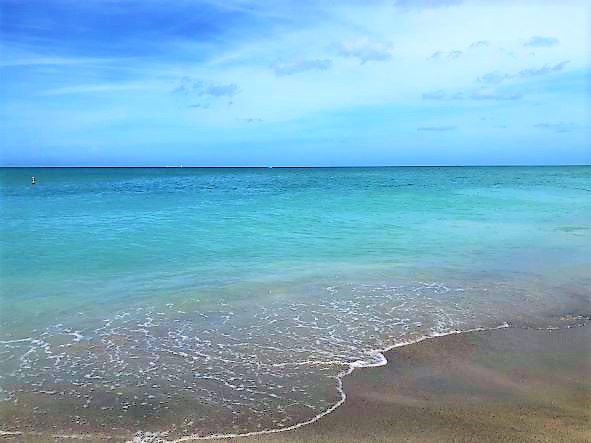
<box><xmin>1</xmin><ymin>167</ymin><xmax>590</xmax><ymax>439</ymax></box>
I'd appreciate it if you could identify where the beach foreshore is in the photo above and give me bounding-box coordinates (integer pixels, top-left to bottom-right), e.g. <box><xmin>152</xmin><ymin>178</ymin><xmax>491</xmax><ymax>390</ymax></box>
<box><xmin>230</xmin><ymin>323</ymin><xmax>590</xmax><ymax>443</ymax></box>
<box><xmin>3</xmin><ymin>322</ymin><xmax>590</xmax><ymax>443</ymax></box>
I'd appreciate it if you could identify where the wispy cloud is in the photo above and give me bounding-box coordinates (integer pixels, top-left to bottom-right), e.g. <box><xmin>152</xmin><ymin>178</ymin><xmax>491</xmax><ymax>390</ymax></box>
<box><xmin>534</xmin><ymin>122</ymin><xmax>574</xmax><ymax>133</ymax></box>
<box><xmin>524</xmin><ymin>36</ymin><xmax>559</xmax><ymax>47</ymax></box>
<box><xmin>172</xmin><ymin>78</ymin><xmax>239</xmax><ymax>98</ymax></box>
<box><xmin>204</xmin><ymin>83</ymin><xmax>239</xmax><ymax>98</ymax></box>
<box><xmin>518</xmin><ymin>61</ymin><xmax>569</xmax><ymax>78</ymax></box>
<box><xmin>477</xmin><ymin>71</ymin><xmax>509</xmax><ymax>85</ymax></box>
<box><xmin>470</xmin><ymin>89</ymin><xmax>522</xmax><ymax>101</ymax></box>
<box><xmin>271</xmin><ymin>58</ymin><xmax>332</xmax><ymax>76</ymax></box>
<box><xmin>395</xmin><ymin>0</ymin><xmax>462</xmax><ymax>10</ymax></box>
<box><xmin>337</xmin><ymin>38</ymin><xmax>392</xmax><ymax>64</ymax></box>
<box><xmin>0</xmin><ymin>56</ymin><xmax>115</xmax><ymax>67</ymax></box>
<box><xmin>422</xmin><ymin>89</ymin><xmax>522</xmax><ymax>101</ymax></box>
<box><xmin>429</xmin><ymin>50</ymin><xmax>463</xmax><ymax>61</ymax></box>
<box><xmin>172</xmin><ymin>77</ymin><xmax>202</xmax><ymax>95</ymax></box>
<box><xmin>417</xmin><ymin>125</ymin><xmax>456</xmax><ymax>131</ymax></box>
<box><xmin>469</xmin><ymin>40</ymin><xmax>490</xmax><ymax>49</ymax></box>
<box><xmin>478</xmin><ymin>60</ymin><xmax>569</xmax><ymax>84</ymax></box>
<box><xmin>431</xmin><ymin>40</ymin><xmax>490</xmax><ymax>61</ymax></box>
<box><xmin>43</xmin><ymin>83</ymin><xmax>147</xmax><ymax>96</ymax></box>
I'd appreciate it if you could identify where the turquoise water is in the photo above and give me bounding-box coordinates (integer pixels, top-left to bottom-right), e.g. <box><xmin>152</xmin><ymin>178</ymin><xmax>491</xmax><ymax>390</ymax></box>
<box><xmin>1</xmin><ymin>167</ymin><xmax>590</xmax><ymax>440</ymax></box>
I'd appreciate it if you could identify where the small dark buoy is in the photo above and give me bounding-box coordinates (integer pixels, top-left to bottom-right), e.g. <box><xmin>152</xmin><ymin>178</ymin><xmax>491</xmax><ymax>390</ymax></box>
<box><xmin>32</xmin><ymin>176</ymin><xmax>36</xmax><ymax>185</ymax></box>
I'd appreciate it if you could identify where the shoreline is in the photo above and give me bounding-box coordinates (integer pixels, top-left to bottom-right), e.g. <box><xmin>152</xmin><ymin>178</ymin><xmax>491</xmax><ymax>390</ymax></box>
<box><xmin>0</xmin><ymin>323</ymin><xmax>514</xmax><ymax>443</ymax></box>
<box><xmin>151</xmin><ymin>323</ymin><xmax>514</xmax><ymax>443</ymax></box>
<box><xmin>4</xmin><ymin>318</ymin><xmax>589</xmax><ymax>442</ymax></box>
<box><xmin>228</xmin><ymin>321</ymin><xmax>590</xmax><ymax>443</ymax></box>
<box><xmin>130</xmin><ymin>316</ymin><xmax>591</xmax><ymax>442</ymax></box>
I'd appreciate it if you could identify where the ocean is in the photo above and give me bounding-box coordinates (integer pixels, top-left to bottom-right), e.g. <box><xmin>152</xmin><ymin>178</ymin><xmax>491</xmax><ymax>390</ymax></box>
<box><xmin>1</xmin><ymin>166</ymin><xmax>590</xmax><ymax>440</ymax></box>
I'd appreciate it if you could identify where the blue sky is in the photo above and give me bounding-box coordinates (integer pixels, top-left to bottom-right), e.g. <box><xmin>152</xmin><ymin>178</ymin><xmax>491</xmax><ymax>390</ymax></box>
<box><xmin>1</xmin><ymin>0</ymin><xmax>589</xmax><ymax>166</ymax></box>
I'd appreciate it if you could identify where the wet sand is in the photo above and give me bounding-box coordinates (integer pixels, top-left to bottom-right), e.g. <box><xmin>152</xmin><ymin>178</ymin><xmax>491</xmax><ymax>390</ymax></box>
<box><xmin>232</xmin><ymin>324</ymin><xmax>591</xmax><ymax>443</ymax></box>
<box><xmin>3</xmin><ymin>324</ymin><xmax>590</xmax><ymax>442</ymax></box>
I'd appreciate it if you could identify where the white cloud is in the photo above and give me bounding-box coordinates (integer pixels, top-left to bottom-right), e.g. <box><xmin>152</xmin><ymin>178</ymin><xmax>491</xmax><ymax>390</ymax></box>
<box><xmin>394</xmin><ymin>0</ymin><xmax>462</xmax><ymax>11</ymax></box>
<box><xmin>478</xmin><ymin>60</ymin><xmax>570</xmax><ymax>84</ymax></box>
<box><xmin>469</xmin><ymin>40</ymin><xmax>491</xmax><ymax>48</ymax></box>
<box><xmin>271</xmin><ymin>58</ymin><xmax>332</xmax><ymax>76</ymax></box>
<box><xmin>42</xmin><ymin>83</ymin><xmax>148</xmax><ymax>96</ymax></box>
<box><xmin>171</xmin><ymin>78</ymin><xmax>239</xmax><ymax>98</ymax></box>
<box><xmin>337</xmin><ymin>37</ymin><xmax>392</xmax><ymax>64</ymax></box>
<box><xmin>422</xmin><ymin>88</ymin><xmax>523</xmax><ymax>101</ymax></box>
<box><xmin>429</xmin><ymin>49</ymin><xmax>463</xmax><ymax>61</ymax></box>
<box><xmin>524</xmin><ymin>36</ymin><xmax>559</xmax><ymax>47</ymax></box>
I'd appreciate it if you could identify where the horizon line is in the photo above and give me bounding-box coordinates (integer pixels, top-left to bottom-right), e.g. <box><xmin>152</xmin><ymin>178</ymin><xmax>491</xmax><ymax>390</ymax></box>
<box><xmin>1</xmin><ymin>164</ymin><xmax>590</xmax><ymax>169</ymax></box>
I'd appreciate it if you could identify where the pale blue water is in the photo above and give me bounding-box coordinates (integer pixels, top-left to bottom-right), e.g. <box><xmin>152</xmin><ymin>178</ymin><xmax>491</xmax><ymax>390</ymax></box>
<box><xmin>1</xmin><ymin>167</ymin><xmax>590</xmax><ymax>439</ymax></box>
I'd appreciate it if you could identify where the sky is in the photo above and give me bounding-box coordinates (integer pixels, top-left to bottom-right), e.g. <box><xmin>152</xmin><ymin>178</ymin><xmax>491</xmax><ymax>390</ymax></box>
<box><xmin>0</xmin><ymin>0</ymin><xmax>590</xmax><ymax>166</ymax></box>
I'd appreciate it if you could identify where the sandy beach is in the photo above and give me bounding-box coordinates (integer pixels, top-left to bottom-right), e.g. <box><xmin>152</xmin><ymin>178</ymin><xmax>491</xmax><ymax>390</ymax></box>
<box><xmin>228</xmin><ymin>322</ymin><xmax>591</xmax><ymax>443</ymax></box>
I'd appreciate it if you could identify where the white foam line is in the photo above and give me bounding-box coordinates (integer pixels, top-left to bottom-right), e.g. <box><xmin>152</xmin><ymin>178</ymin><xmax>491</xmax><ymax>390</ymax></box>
<box><xmin>129</xmin><ymin>322</ymin><xmax>511</xmax><ymax>443</ymax></box>
<box><xmin>142</xmin><ymin>366</ymin><xmax>355</xmax><ymax>443</ymax></box>
<box><xmin>2</xmin><ymin>323</ymin><xmax>511</xmax><ymax>443</ymax></box>
<box><xmin>0</xmin><ymin>430</ymin><xmax>23</xmax><ymax>436</ymax></box>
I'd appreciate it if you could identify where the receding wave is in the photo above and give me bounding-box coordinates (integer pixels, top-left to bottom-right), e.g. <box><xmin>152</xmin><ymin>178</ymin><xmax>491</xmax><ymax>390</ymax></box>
<box><xmin>0</xmin><ymin>278</ymin><xmax>556</xmax><ymax>440</ymax></box>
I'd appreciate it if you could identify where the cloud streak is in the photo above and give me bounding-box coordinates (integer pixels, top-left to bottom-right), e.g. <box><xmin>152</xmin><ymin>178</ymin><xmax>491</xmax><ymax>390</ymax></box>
<box><xmin>172</xmin><ymin>78</ymin><xmax>239</xmax><ymax>98</ymax></box>
<box><xmin>337</xmin><ymin>38</ymin><xmax>392</xmax><ymax>64</ymax></box>
<box><xmin>43</xmin><ymin>83</ymin><xmax>147</xmax><ymax>96</ymax></box>
<box><xmin>469</xmin><ymin>40</ymin><xmax>490</xmax><ymax>49</ymax></box>
<box><xmin>429</xmin><ymin>50</ymin><xmax>463</xmax><ymax>61</ymax></box>
<box><xmin>187</xmin><ymin>103</ymin><xmax>210</xmax><ymax>109</ymax></box>
<box><xmin>430</xmin><ymin>39</ymin><xmax>489</xmax><ymax>63</ymax></box>
<box><xmin>203</xmin><ymin>83</ymin><xmax>239</xmax><ymax>98</ymax></box>
<box><xmin>271</xmin><ymin>58</ymin><xmax>332</xmax><ymax>76</ymax></box>
<box><xmin>417</xmin><ymin>126</ymin><xmax>456</xmax><ymax>131</ymax></box>
<box><xmin>534</xmin><ymin>122</ymin><xmax>574</xmax><ymax>133</ymax></box>
<box><xmin>395</xmin><ymin>0</ymin><xmax>462</xmax><ymax>10</ymax></box>
<box><xmin>470</xmin><ymin>90</ymin><xmax>522</xmax><ymax>101</ymax></box>
<box><xmin>524</xmin><ymin>36</ymin><xmax>559</xmax><ymax>47</ymax></box>
<box><xmin>518</xmin><ymin>61</ymin><xmax>569</xmax><ymax>78</ymax></box>
<box><xmin>422</xmin><ymin>89</ymin><xmax>522</xmax><ymax>101</ymax></box>
<box><xmin>478</xmin><ymin>60</ymin><xmax>570</xmax><ymax>84</ymax></box>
